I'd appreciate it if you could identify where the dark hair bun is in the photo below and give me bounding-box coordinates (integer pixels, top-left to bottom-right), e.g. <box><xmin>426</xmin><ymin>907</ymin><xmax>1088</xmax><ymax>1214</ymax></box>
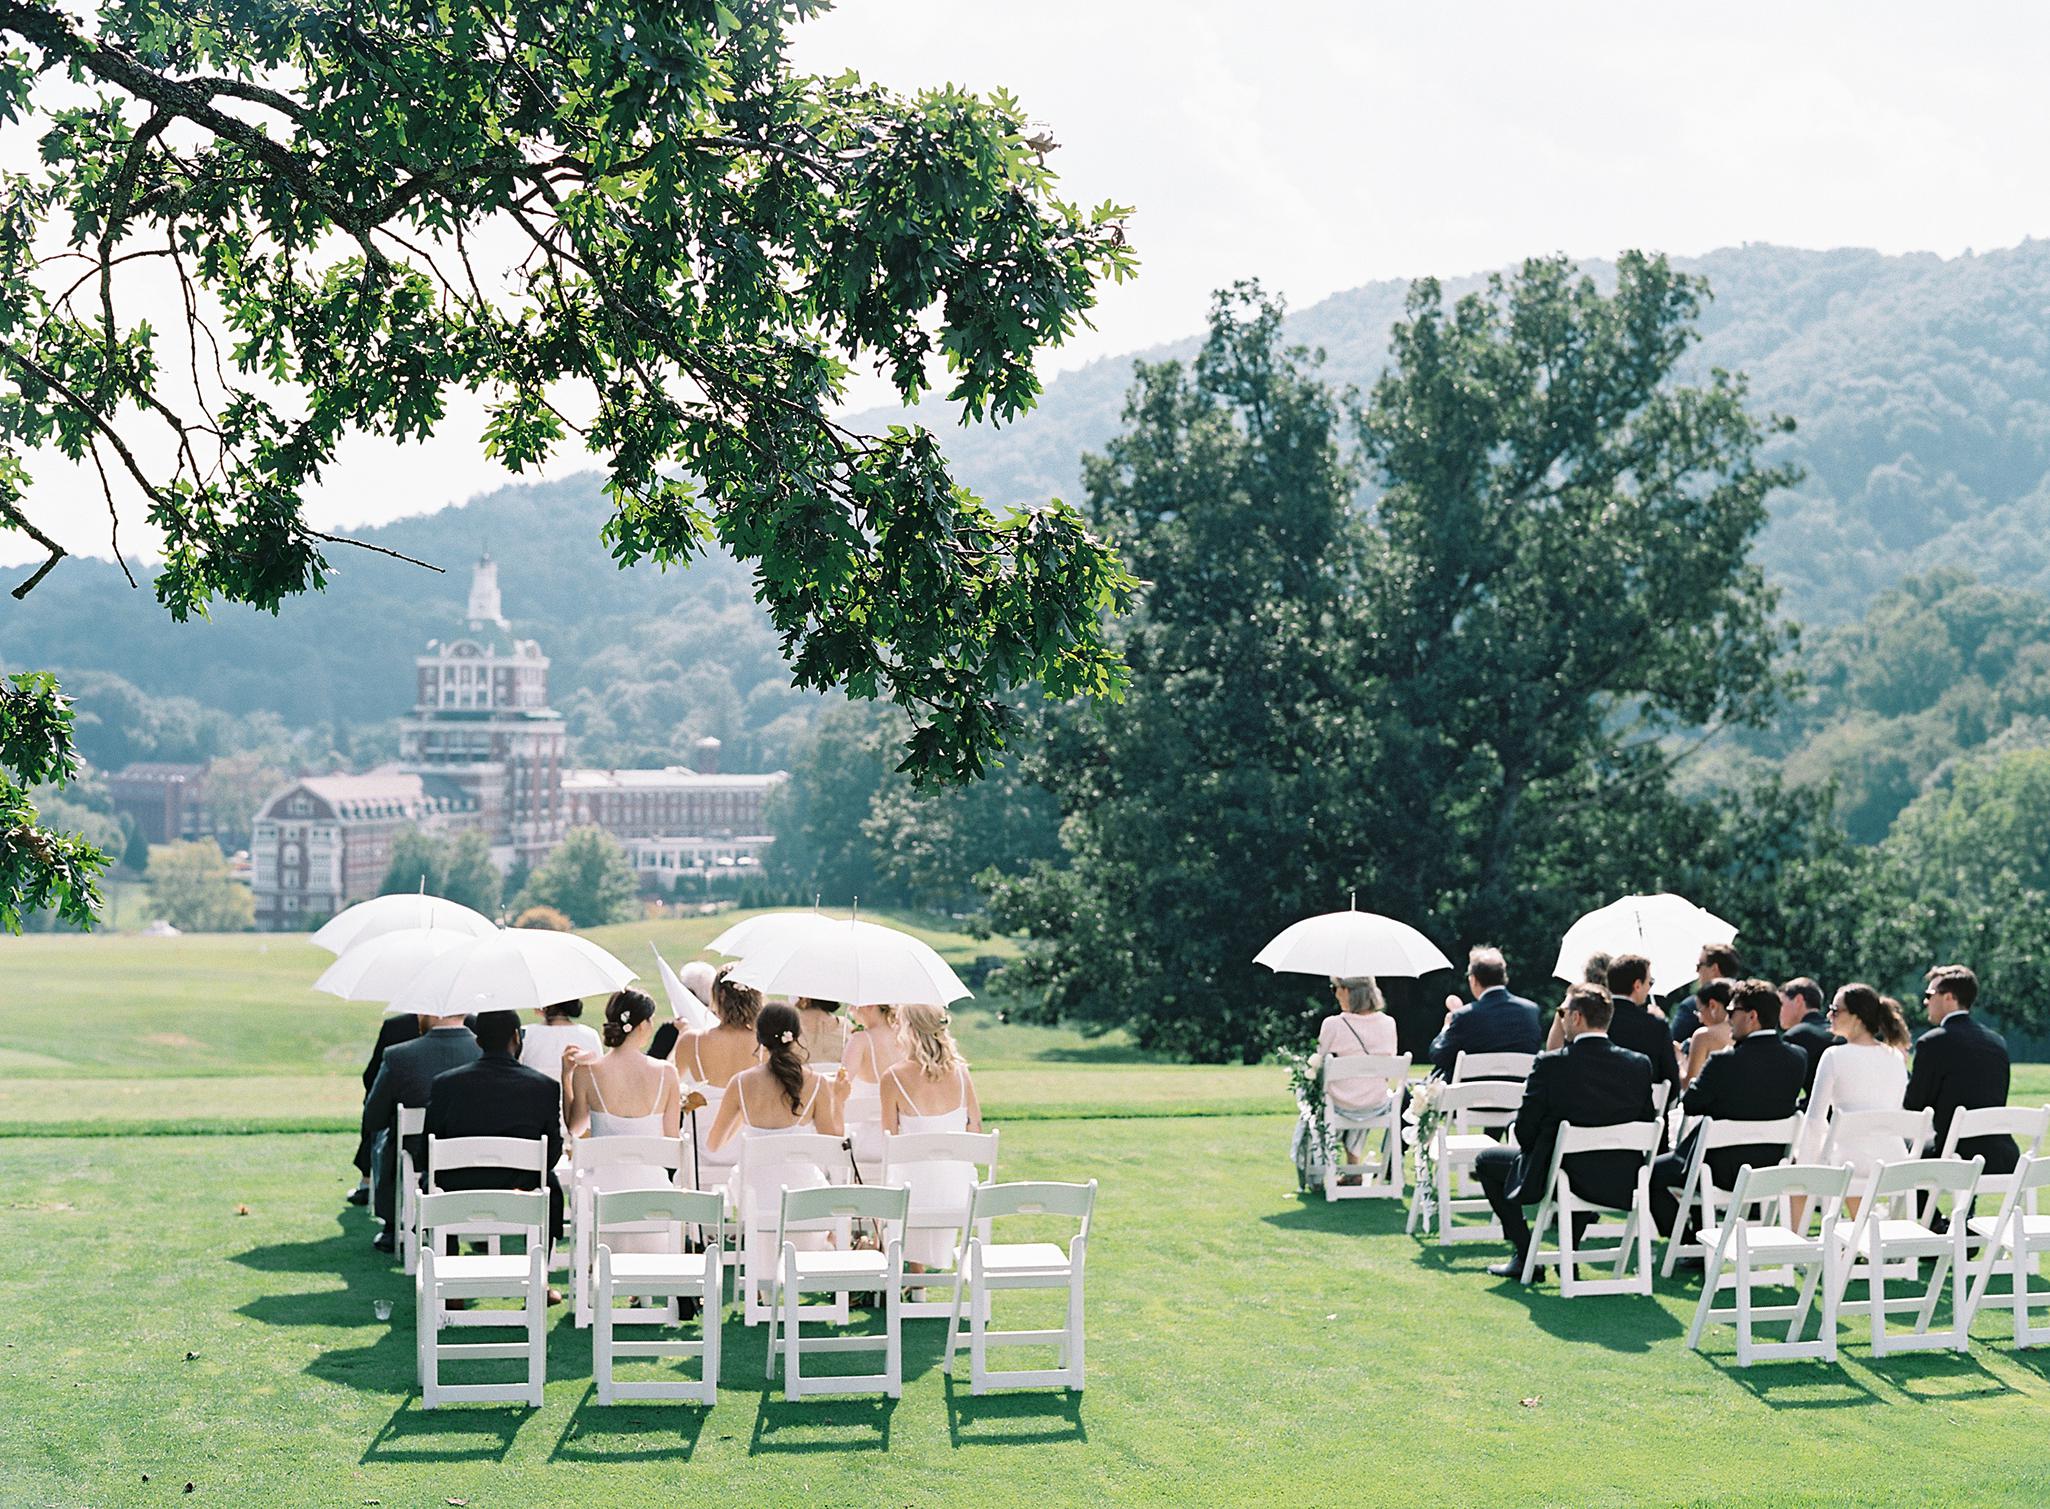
<box><xmin>601</xmin><ymin>987</ymin><xmax>657</xmax><ymax>1049</ymax></box>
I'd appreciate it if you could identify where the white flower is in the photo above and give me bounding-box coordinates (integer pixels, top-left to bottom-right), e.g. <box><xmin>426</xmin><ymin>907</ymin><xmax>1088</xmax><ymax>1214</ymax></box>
<box><xmin>1307</xmin><ymin>1051</ymin><xmax>1325</xmax><ymax>1073</ymax></box>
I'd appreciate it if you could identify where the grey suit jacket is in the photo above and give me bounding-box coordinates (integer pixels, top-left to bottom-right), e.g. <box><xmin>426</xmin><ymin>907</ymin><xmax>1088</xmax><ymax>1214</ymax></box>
<box><xmin>361</xmin><ymin>1026</ymin><xmax>480</xmax><ymax>1160</ymax></box>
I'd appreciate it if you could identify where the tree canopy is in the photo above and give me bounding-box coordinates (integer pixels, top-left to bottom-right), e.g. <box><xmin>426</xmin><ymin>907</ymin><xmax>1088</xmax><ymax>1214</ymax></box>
<box><xmin>0</xmin><ymin>0</ymin><xmax>1136</xmax><ymax>928</ymax></box>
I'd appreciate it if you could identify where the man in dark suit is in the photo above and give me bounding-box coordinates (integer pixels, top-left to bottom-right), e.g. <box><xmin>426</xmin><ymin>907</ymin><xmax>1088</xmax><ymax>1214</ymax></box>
<box><xmin>1779</xmin><ymin>977</ymin><xmax>1838</xmax><ymax>1100</ymax></box>
<box><xmin>1429</xmin><ymin>945</ymin><xmax>1543</xmax><ymax>1079</ymax></box>
<box><xmin>349</xmin><ymin>1011</ymin><xmax>423</xmax><ymax>1205</ymax></box>
<box><xmin>1665</xmin><ymin>942</ymin><xmax>1740</xmax><ymax>1046</ymax></box>
<box><xmin>1650</xmin><ymin>979</ymin><xmax>1809</xmax><ymax>1240</ymax></box>
<box><xmin>1474</xmin><ymin>984</ymin><xmax>1657</xmax><ymax>1282</ymax></box>
<box><xmin>1905</xmin><ymin>964</ymin><xmax>2017</xmax><ymax>1175</ymax></box>
<box><xmin>1602</xmin><ymin>954</ymin><xmax>1681</xmax><ymax>1146</ymax></box>
<box><xmin>423</xmin><ymin>1009</ymin><xmax>567</xmax><ymax>1246</ymax></box>
<box><xmin>359</xmin><ymin>1011</ymin><xmax>478</xmax><ymax>1251</ymax></box>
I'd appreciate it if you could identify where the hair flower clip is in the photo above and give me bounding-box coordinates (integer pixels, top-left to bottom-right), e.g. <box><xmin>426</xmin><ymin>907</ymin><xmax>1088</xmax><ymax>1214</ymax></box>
<box><xmin>780</xmin><ymin>1030</ymin><xmax>796</xmax><ymax>1044</ymax></box>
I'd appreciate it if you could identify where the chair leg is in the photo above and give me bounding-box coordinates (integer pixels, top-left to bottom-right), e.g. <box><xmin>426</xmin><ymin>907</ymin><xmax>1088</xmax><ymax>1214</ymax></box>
<box><xmin>1068</xmin><ymin>1268</ymin><xmax>1087</xmax><ymax>1390</ymax></box>
<box><xmin>1735</xmin><ymin>1256</ymin><xmax>1755</xmax><ymax>1366</ymax></box>
<box><xmin>782</xmin><ymin>1248</ymin><xmax>803</xmax><ymax>1403</ymax></box>
<box><xmin>943</xmin><ymin>1250</ymin><xmax>970</xmax><ymax>1377</ymax></box>
<box><xmin>969</xmin><ymin>1256</ymin><xmax>989</xmax><ymax>1396</ymax></box>
<box><xmin>885</xmin><ymin>1246</ymin><xmax>903</xmax><ymax>1400</ymax></box>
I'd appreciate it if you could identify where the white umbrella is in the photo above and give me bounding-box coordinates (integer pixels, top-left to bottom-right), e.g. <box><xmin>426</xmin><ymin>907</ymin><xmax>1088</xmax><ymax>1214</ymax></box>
<box><xmin>312</xmin><ymin>893</ymin><xmax>496</xmax><ymax>956</ymax></box>
<box><xmin>388</xmin><ymin>929</ymin><xmax>637</xmax><ymax>1017</ymax></box>
<box><xmin>704</xmin><ymin>909</ymin><xmax>840</xmax><ymax>958</ymax></box>
<box><xmin>312</xmin><ymin>926</ymin><xmax>477</xmax><ymax>1001</ymax></box>
<box><xmin>1551</xmin><ymin>893</ymin><xmax>1738</xmax><ymax>997</ymax></box>
<box><xmin>728</xmin><ymin>917</ymin><xmax>971</xmax><ymax>1007</ymax></box>
<box><xmin>651</xmin><ymin>945</ymin><xmax>719</xmax><ymax>1032</ymax></box>
<box><xmin>1254</xmin><ymin>905</ymin><xmax>1455</xmax><ymax>979</ymax></box>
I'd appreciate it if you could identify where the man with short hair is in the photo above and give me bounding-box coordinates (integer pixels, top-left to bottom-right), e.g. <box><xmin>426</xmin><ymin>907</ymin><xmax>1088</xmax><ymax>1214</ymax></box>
<box><xmin>1428</xmin><ymin>945</ymin><xmax>1543</xmax><ymax>1080</ymax></box>
<box><xmin>1650</xmin><ymin>979</ymin><xmax>1809</xmax><ymax>1242</ymax></box>
<box><xmin>1474</xmin><ymin>984</ymin><xmax>1656</xmax><ymax>1282</ymax></box>
<box><xmin>1779</xmin><ymin>977</ymin><xmax>1837</xmax><ymax>1100</ymax></box>
<box><xmin>1905</xmin><ymin>964</ymin><xmax>2017</xmax><ymax>1174</ymax></box>
<box><xmin>359</xmin><ymin>1010</ymin><xmax>478</xmax><ymax>1253</ymax></box>
<box><xmin>424</xmin><ymin>1009</ymin><xmax>567</xmax><ymax>1247</ymax></box>
<box><xmin>1602</xmin><ymin>954</ymin><xmax>1681</xmax><ymax>1136</ymax></box>
<box><xmin>1667</xmin><ymin>942</ymin><xmax>1741</xmax><ymax>1045</ymax></box>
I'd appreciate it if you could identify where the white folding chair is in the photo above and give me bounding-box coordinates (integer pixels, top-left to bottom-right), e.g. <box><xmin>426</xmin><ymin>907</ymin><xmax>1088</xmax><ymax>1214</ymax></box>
<box><xmin>1450</xmin><ymin>1052</ymin><xmax>1534</xmax><ymax>1084</ymax></box>
<box><xmin>1828</xmin><ymin>1155</ymin><xmax>1983</xmax><ymax>1357</ymax></box>
<box><xmin>1406</xmin><ymin>1081</ymin><xmax>1522</xmax><ymax>1243</ymax></box>
<box><xmin>735</xmin><ymin>1132</ymin><xmax>850</xmax><ymax>1326</ymax></box>
<box><xmin>1686</xmin><ymin>1162</ymin><xmax>1852</xmax><ymax>1365</ymax></box>
<box><xmin>881</xmin><ymin>1129</ymin><xmax>1001</xmax><ymax>1318</ymax></box>
<box><xmin>1321</xmin><ymin>1054</ymin><xmax>1410</xmax><ymax>1201</ymax></box>
<box><xmin>1520</xmin><ymin>1120</ymin><xmax>1662</xmax><ymax>1297</ymax></box>
<box><xmin>415</xmin><ymin>1189</ymin><xmax>549</xmax><ymax>1409</ymax></box>
<box><xmin>1820</xmin><ymin>1108</ymin><xmax>1932</xmax><ymax>1182</ymax></box>
<box><xmin>568</xmin><ymin>1135</ymin><xmax>686</xmax><ymax>1329</ymax></box>
<box><xmin>395</xmin><ymin>1105</ymin><xmax>426</xmax><ymax>1276</ymax></box>
<box><xmin>593</xmin><ymin>1187</ymin><xmax>725</xmax><ymax>1405</ymax></box>
<box><xmin>1939</xmin><ymin>1105</ymin><xmax>2050</xmax><ymax>1223</ymax></box>
<box><xmin>1659</xmin><ymin>1116</ymin><xmax>1800</xmax><ymax>1277</ymax></box>
<box><xmin>426</xmin><ymin>1135</ymin><xmax>553</xmax><ymax>1319</ymax></box>
<box><xmin>767</xmin><ymin>1183</ymin><xmax>909</xmax><ymax>1401</ymax></box>
<box><xmin>945</xmin><ymin>1180</ymin><xmax>1095</xmax><ymax>1395</ymax></box>
<box><xmin>1962</xmin><ymin>1155</ymin><xmax>2050</xmax><ymax>1347</ymax></box>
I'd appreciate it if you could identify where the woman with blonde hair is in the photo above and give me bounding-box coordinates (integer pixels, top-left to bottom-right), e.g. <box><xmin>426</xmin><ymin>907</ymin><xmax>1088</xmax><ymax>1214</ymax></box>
<box><xmin>842</xmin><ymin>1001</ymin><xmax>908</xmax><ymax>1175</ymax></box>
<box><xmin>880</xmin><ymin>1001</ymin><xmax>983</xmax><ymax>1272</ymax></box>
<box><xmin>1316</xmin><ymin>975</ymin><xmax>1399</xmax><ymax>1184</ymax></box>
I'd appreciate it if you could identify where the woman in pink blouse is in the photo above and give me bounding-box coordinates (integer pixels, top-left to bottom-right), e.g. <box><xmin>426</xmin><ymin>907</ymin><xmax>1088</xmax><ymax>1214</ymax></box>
<box><xmin>1319</xmin><ymin>976</ymin><xmax>1400</xmax><ymax>1177</ymax></box>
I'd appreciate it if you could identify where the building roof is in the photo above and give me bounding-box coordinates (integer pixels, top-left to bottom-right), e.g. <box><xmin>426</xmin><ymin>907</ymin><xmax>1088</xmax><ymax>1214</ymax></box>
<box><xmin>562</xmin><ymin>767</ymin><xmax>787</xmax><ymax>793</ymax></box>
<box><xmin>110</xmin><ymin>761</ymin><xmax>208</xmax><ymax>782</ymax></box>
<box><xmin>260</xmin><ymin>767</ymin><xmax>479</xmax><ymax>823</ymax></box>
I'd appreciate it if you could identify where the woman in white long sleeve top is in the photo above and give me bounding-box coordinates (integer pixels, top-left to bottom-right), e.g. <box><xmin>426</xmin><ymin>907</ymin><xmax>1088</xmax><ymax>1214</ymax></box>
<box><xmin>1795</xmin><ymin>983</ymin><xmax>1911</xmax><ymax>1176</ymax></box>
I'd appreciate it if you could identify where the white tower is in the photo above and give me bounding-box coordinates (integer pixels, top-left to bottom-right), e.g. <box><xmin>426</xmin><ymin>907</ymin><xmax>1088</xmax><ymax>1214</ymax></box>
<box><xmin>466</xmin><ymin>554</ymin><xmax>510</xmax><ymax>631</ymax></box>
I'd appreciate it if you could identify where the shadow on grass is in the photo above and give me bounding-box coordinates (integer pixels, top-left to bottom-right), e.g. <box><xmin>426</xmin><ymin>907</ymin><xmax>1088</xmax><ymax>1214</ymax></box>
<box><xmin>1259</xmin><ymin>1195</ymin><xmax>1412</xmax><ymax>1237</ymax></box>
<box><xmin>747</xmin><ymin>1390</ymin><xmax>896</xmax><ymax>1454</ymax></box>
<box><xmin>361</xmin><ymin>1399</ymin><xmax>527</xmax><ymax>1463</ymax></box>
<box><xmin>232</xmin><ymin>1207</ymin><xmax>377</xmax><ymax>1276</ymax></box>
<box><xmin>944</xmin><ymin>1376</ymin><xmax>1086</xmax><ymax>1446</ymax></box>
<box><xmin>1702</xmin><ymin>1355</ymin><xmax>1886</xmax><ymax>1408</ymax></box>
<box><xmin>550</xmin><ymin>1384</ymin><xmax>708</xmax><ymax>1461</ymax></box>
<box><xmin>1853</xmin><ymin>1346</ymin><xmax>2017</xmax><ymax>1402</ymax></box>
<box><xmin>1029</xmin><ymin>1043</ymin><xmax>1166</xmax><ymax>1065</ymax></box>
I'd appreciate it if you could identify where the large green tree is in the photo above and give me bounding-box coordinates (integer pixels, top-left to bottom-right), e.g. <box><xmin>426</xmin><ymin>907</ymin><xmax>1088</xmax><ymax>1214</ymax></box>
<box><xmin>0</xmin><ymin>0</ymin><xmax>1136</xmax><ymax>929</ymax></box>
<box><xmin>146</xmin><ymin>837</ymin><xmax>253</xmax><ymax>930</ymax></box>
<box><xmin>380</xmin><ymin>826</ymin><xmax>502</xmax><ymax>917</ymax></box>
<box><xmin>514</xmin><ymin>823</ymin><xmax>638</xmax><ymax>927</ymax></box>
<box><xmin>998</xmin><ymin>260</ymin><xmax>1799</xmax><ymax>1061</ymax></box>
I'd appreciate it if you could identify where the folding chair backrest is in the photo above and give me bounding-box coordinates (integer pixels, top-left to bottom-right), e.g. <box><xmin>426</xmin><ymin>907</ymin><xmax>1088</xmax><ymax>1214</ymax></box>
<box><xmin>428</xmin><ymin>1135</ymin><xmax>548</xmax><ymax>1186</ymax></box>
<box><xmin>739</xmin><ymin>1131</ymin><xmax>846</xmax><ymax>1190</ymax></box>
<box><xmin>574</xmin><ymin>1135</ymin><xmax>685</xmax><ymax>1177</ymax></box>
<box><xmin>1324</xmin><ymin>1054</ymin><xmax>1410</xmax><ymax>1091</ymax></box>
<box><xmin>1436</xmin><ymin>1081</ymin><xmax>1523</xmax><ymax>1117</ymax></box>
<box><xmin>969</xmin><ymin>1179</ymin><xmax>1098</xmax><ymax>1226</ymax></box>
<box><xmin>1451</xmin><ymin>1052</ymin><xmax>1534</xmax><ymax>1083</ymax></box>
<box><xmin>781</xmin><ymin>1182</ymin><xmax>910</xmax><ymax>1226</ymax></box>
<box><xmin>419</xmin><ymin>1188</ymin><xmax>547</xmax><ymax>1234</ymax></box>
<box><xmin>1698</xmin><ymin>1116</ymin><xmax>1800</xmax><ymax>1153</ymax></box>
<box><xmin>1867</xmin><ymin>1154</ymin><xmax>1983</xmax><ymax>1201</ymax></box>
<box><xmin>1941</xmin><ymin>1105</ymin><xmax>2050</xmax><ymax>1158</ymax></box>
<box><xmin>596</xmin><ymin>1186</ymin><xmax>723</xmax><ymax>1229</ymax></box>
<box><xmin>1726</xmin><ymin>1160</ymin><xmax>1852</xmax><ymax>1209</ymax></box>
<box><xmin>1824</xmin><ymin>1108</ymin><xmax>1930</xmax><ymax>1163</ymax></box>
<box><xmin>1557</xmin><ymin>1121</ymin><xmax>1660</xmax><ymax>1157</ymax></box>
<box><xmin>884</xmin><ymin>1130</ymin><xmax>1000</xmax><ymax>1177</ymax></box>
<box><xmin>397</xmin><ymin>1105</ymin><xmax>425</xmax><ymax>1139</ymax></box>
<box><xmin>2010</xmin><ymin>1154</ymin><xmax>2050</xmax><ymax>1198</ymax></box>
<box><xmin>1651</xmin><ymin>1082</ymin><xmax>1673</xmax><ymax>1120</ymax></box>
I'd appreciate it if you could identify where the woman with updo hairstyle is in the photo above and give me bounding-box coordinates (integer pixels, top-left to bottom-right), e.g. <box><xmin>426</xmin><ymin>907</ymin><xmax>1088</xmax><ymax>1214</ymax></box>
<box><xmin>880</xmin><ymin>1001</ymin><xmax>984</xmax><ymax>1272</ymax></box>
<box><xmin>563</xmin><ymin>988</ymin><xmax>682</xmax><ymax>1253</ymax></box>
<box><xmin>671</xmin><ymin>962</ymin><xmax>765</xmax><ymax>1193</ymax></box>
<box><xmin>795</xmin><ymin>996</ymin><xmax>849</xmax><ymax>1068</ymax></box>
<box><xmin>842</xmin><ymin>1002</ymin><xmax>908</xmax><ymax>1176</ymax></box>
<box><xmin>1681</xmin><ymin>978</ymin><xmax>1736</xmax><ymax>1088</ymax></box>
<box><xmin>1794</xmin><ymin>982</ymin><xmax>1910</xmax><ymax>1185</ymax></box>
<box><xmin>519</xmin><ymin>997</ymin><xmax>603</xmax><ymax>1083</ymax></box>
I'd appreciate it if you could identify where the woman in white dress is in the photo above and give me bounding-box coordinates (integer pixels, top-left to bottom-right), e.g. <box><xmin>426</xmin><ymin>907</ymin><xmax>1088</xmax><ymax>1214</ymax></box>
<box><xmin>520</xmin><ymin>998</ymin><xmax>602</xmax><ymax>1082</ymax></box>
<box><xmin>1680</xmin><ymin>979</ymin><xmax>1734</xmax><ymax>1088</ymax></box>
<box><xmin>563</xmin><ymin>989</ymin><xmax>682</xmax><ymax>1254</ymax></box>
<box><xmin>1796</xmin><ymin>983</ymin><xmax>1912</xmax><ymax>1181</ymax></box>
<box><xmin>671</xmin><ymin>963</ymin><xmax>763</xmax><ymax>1194</ymax></box>
<box><xmin>880</xmin><ymin>1001</ymin><xmax>983</xmax><ymax>1272</ymax></box>
<box><xmin>842</xmin><ymin>1002</ymin><xmax>907</xmax><ymax>1175</ymax></box>
<box><xmin>796</xmin><ymin>997</ymin><xmax>848</xmax><ymax>1069</ymax></box>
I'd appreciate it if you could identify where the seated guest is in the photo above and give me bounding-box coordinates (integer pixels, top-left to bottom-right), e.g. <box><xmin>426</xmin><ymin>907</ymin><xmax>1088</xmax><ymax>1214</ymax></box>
<box><xmin>1429</xmin><ymin>946</ymin><xmax>1542</xmax><ymax>1079</ymax></box>
<box><xmin>671</xmin><ymin>963</ymin><xmax>765</xmax><ymax>1193</ymax></box>
<box><xmin>1906</xmin><ymin>964</ymin><xmax>2017</xmax><ymax>1174</ymax></box>
<box><xmin>649</xmin><ymin>960</ymin><xmax>716</xmax><ymax>1061</ymax></box>
<box><xmin>424</xmin><ymin>1010</ymin><xmax>567</xmax><ymax>1261</ymax></box>
<box><xmin>1667</xmin><ymin>942</ymin><xmax>1740</xmax><ymax>1046</ymax></box>
<box><xmin>349</xmin><ymin>1010</ymin><xmax>421</xmax><ymax>1207</ymax></box>
<box><xmin>518</xmin><ymin>998</ymin><xmax>602</xmax><ymax>1083</ymax></box>
<box><xmin>1680</xmin><ymin>979</ymin><xmax>1735</xmax><ymax>1088</ymax></box>
<box><xmin>1601</xmin><ymin>954</ymin><xmax>1682</xmax><ymax>1135</ymax></box>
<box><xmin>1651</xmin><ymin>979</ymin><xmax>1808</xmax><ymax>1241</ymax></box>
<box><xmin>796</xmin><ymin>997</ymin><xmax>849</xmax><ymax>1066</ymax></box>
<box><xmin>1794</xmin><ymin>984</ymin><xmax>1909</xmax><ymax>1180</ymax></box>
<box><xmin>358</xmin><ymin>1009</ymin><xmax>477</xmax><ymax>1252</ymax></box>
<box><xmin>1779</xmin><ymin>977</ymin><xmax>1837</xmax><ymax>1100</ymax></box>
<box><xmin>1474</xmin><ymin>984</ymin><xmax>1656</xmax><ymax>1282</ymax></box>
<box><xmin>1319</xmin><ymin>975</ymin><xmax>1401</xmax><ymax>1177</ymax></box>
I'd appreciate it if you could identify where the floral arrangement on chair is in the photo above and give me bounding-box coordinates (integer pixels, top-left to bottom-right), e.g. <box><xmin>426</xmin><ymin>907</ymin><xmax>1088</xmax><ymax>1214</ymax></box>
<box><xmin>1281</xmin><ymin>1047</ymin><xmax>1336</xmax><ymax>1187</ymax></box>
<box><xmin>1403</xmin><ymin>1077</ymin><xmax>1449</xmax><ymax>1231</ymax></box>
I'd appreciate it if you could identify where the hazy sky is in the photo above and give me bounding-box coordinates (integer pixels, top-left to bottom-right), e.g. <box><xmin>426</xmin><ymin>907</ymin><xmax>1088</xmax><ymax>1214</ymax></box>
<box><xmin>7</xmin><ymin>0</ymin><xmax>2050</xmax><ymax>568</ymax></box>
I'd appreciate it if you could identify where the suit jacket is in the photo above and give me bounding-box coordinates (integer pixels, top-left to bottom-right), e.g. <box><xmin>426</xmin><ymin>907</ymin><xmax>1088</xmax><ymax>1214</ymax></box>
<box><xmin>1429</xmin><ymin>987</ymin><xmax>1543</xmax><ymax>1078</ymax></box>
<box><xmin>1678</xmin><ymin>1030</ymin><xmax>1809</xmax><ymax>1192</ymax></box>
<box><xmin>361</xmin><ymin>1026</ymin><xmax>480</xmax><ymax>1168</ymax></box>
<box><xmin>1905</xmin><ymin>1013</ymin><xmax>2017</xmax><ymax>1175</ymax></box>
<box><xmin>1607</xmin><ymin>998</ymin><xmax>1682</xmax><ymax>1115</ymax></box>
<box><xmin>1507</xmin><ymin>1034</ymin><xmax>1657</xmax><ymax>1207</ymax></box>
<box><xmin>422</xmin><ymin>1050</ymin><xmax>566</xmax><ymax>1192</ymax></box>
<box><xmin>362</xmin><ymin>1012</ymin><xmax>423</xmax><ymax>1093</ymax></box>
<box><xmin>1783</xmin><ymin>1011</ymin><xmax>1840</xmax><ymax>1100</ymax></box>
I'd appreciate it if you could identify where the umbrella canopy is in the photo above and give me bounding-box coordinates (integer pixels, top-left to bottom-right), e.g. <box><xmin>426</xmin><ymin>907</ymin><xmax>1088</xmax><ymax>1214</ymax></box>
<box><xmin>1551</xmin><ymin>893</ymin><xmax>1737</xmax><ymax>997</ymax></box>
<box><xmin>704</xmin><ymin>909</ymin><xmax>839</xmax><ymax>959</ymax></box>
<box><xmin>311</xmin><ymin>893</ymin><xmax>496</xmax><ymax>956</ymax></box>
<box><xmin>1254</xmin><ymin>908</ymin><xmax>1455</xmax><ymax>979</ymax></box>
<box><xmin>312</xmin><ymin>926</ymin><xmax>477</xmax><ymax>1002</ymax></box>
<box><xmin>387</xmin><ymin>929</ymin><xmax>637</xmax><ymax>1017</ymax></box>
<box><xmin>728</xmin><ymin>917</ymin><xmax>971</xmax><ymax>1007</ymax></box>
<box><xmin>651</xmin><ymin>945</ymin><xmax>719</xmax><ymax>1032</ymax></box>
